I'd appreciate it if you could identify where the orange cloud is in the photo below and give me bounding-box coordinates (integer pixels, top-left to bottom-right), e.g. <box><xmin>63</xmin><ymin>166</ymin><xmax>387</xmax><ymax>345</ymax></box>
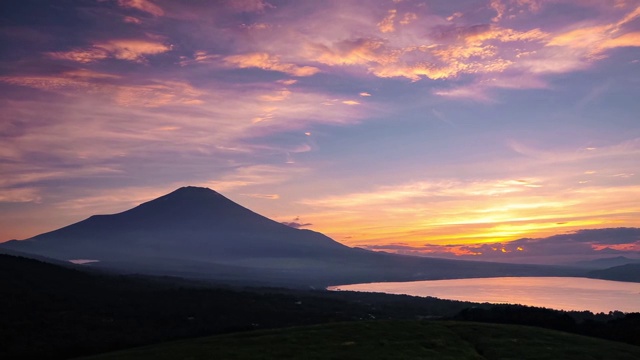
<box><xmin>378</xmin><ymin>9</ymin><xmax>397</xmax><ymax>33</ymax></box>
<box><xmin>241</xmin><ymin>193</ymin><xmax>280</xmax><ymax>200</ymax></box>
<box><xmin>342</xmin><ymin>100</ymin><xmax>360</xmax><ymax>105</ymax></box>
<box><xmin>48</xmin><ymin>48</ymin><xmax>109</xmax><ymax>63</ymax></box>
<box><xmin>259</xmin><ymin>89</ymin><xmax>292</xmax><ymax>102</ymax></box>
<box><xmin>98</xmin><ymin>39</ymin><xmax>171</xmax><ymax>63</ymax></box>
<box><xmin>1</xmin><ymin>70</ymin><xmax>202</xmax><ymax>108</ymax></box>
<box><xmin>489</xmin><ymin>0</ymin><xmax>542</xmax><ymax>22</ymax></box>
<box><xmin>0</xmin><ymin>188</ymin><xmax>41</xmax><ymax>203</ymax></box>
<box><xmin>224</xmin><ymin>52</ymin><xmax>320</xmax><ymax>76</ymax></box>
<box><xmin>311</xmin><ymin>38</ymin><xmax>398</xmax><ymax>67</ymax></box>
<box><xmin>399</xmin><ymin>12</ymin><xmax>417</xmax><ymax>25</ymax></box>
<box><xmin>48</xmin><ymin>39</ymin><xmax>171</xmax><ymax>64</ymax></box>
<box><xmin>545</xmin><ymin>6</ymin><xmax>640</xmax><ymax>60</ymax></box>
<box><xmin>0</xmin><ymin>69</ymin><xmax>120</xmax><ymax>91</ymax></box>
<box><xmin>490</xmin><ymin>0</ymin><xmax>506</xmax><ymax>22</ymax></box>
<box><xmin>123</xmin><ymin>16</ymin><xmax>142</xmax><ymax>24</ymax></box>
<box><xmin>113</xmin><ymin>80</ymin><xmax>203</xmax><ymax>107</ymax></box>
<box><xmin>446</xmin><ymin>12</ymin><xmax>463</xmax><ymax>22</ymax></box>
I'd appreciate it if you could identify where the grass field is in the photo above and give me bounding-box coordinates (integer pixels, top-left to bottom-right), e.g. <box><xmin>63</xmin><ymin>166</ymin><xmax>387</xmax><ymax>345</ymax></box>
<box><xmin>80</xmin><ymin>320</ymin><xmax>640</xmax><ymax>360</ymax></box>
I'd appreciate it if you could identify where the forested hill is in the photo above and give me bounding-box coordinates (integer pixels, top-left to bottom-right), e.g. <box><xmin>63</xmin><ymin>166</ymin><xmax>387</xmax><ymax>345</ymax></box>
<box><xmin>2</xmin><ymin>254</ymin><xmax>639</xmax><ymax>360</ymax></box>
<box><xmin>0</xmin><ymin>254</ymin><xmax>475</xmax><ymax>359</ymax></box>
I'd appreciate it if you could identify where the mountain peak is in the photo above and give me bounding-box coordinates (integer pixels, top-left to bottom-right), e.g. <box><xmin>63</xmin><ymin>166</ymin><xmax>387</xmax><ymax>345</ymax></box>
<box><xmin>0</xmin><ymin>186</ymin><xmax>350</xmax><ymax>263</ymax></box>
<box><xmin>167</xmin><ymin>186</ymin><xmax>221</xmax><ymax>198</ymax></box>
<box><xmin>175</xmin><ymin>186</ymin><xmax>217</xmax><ymax>193</ymax></box>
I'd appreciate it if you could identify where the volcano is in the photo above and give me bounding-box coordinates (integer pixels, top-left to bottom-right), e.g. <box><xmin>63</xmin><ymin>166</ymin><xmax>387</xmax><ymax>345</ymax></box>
<box><xmin>0</xmin><ymin>186</ymin><xmax>580</xmax><ymax>286</ymax></box>
<box><xmin>1</xmin><ymin>187</ymin><xmax>349</xmax><ymax>261</ymax></box>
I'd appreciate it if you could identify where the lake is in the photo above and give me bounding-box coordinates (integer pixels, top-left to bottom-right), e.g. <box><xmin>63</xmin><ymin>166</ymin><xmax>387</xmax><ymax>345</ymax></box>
<box><xmin>328</xmin><ymin>277</ymin><xmax>640</xmax><ymax>313</ymax></box>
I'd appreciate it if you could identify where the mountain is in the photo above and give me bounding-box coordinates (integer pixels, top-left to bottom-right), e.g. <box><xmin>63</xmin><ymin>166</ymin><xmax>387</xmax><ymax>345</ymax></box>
<box><xmin>1</xmin><ymin>186</ymin><xmax>348</xmax><ymax>262</ymax></box>
<box><xmin>588</xmin><ymin>263</ymin><xmax>640</xmax><ymax>282</ymax></box>
<box><xmin>0</xmin><ymin>186</ymin><xmax>583</xmax><ymax>286</ymax></box>
<box><xmin>571</xmin><ymin>256</ymin><xmax>640</xmax><ymax>269</ymax></box>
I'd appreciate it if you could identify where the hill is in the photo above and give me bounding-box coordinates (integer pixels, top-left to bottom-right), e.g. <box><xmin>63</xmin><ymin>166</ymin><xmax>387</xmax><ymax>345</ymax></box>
<box><xmin>78</xmin><ymin>320</ymin><xmax>640</xmax><ymax>360</ymax></box>
<box><xmin>2</xmin><ymin>254</ymin><xmax>639</xmax><ymax>359</ymax></box>
<box><xmin>0</xmin><ymin>186</ymin><xmax>582</xmax><ymax>287</ymax></box>
<box><xmin>0</xmin><ymin>254</ymin><xmax>475</xmax><ymax>359</ymax></box>
<box><xmin>588</xmin><ymin>263</ymin><xmax>640</xmax><ymax>282</ymax></box>
<box><xmin>572</xmin><ymin>256</ymin><xmax>640</xmax><ymax>269</ymax></box>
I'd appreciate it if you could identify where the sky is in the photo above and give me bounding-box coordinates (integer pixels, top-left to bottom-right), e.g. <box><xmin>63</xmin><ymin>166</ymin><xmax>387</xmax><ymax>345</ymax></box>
<box><xmin>1</xmin><ymin>0</ymin><xmax>640</xmax><ymax>264</ymax></box>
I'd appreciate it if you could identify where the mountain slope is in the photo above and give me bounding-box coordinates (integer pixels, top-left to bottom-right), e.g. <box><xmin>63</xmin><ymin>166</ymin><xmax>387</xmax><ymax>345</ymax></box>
<box><xmin>588</xmin><ymin>263</ymin><xmax>640</xmax><ymax>282</ymax></box>
<box><xmin>79</xmin><ymin>321</ymin><xmax>640</xmax><ymax>360</ymax></box>
<box><xmin>0</xmin><ymin>253</ymin><xmax>476</xmax><ymax>359</ymax></box>
<box><xmin>572</xmin><ymin>256</ymin><xmax>640</xmax><ymax>269</ymax></box>
<box><xmin>0</xmin><ymin>186</ymin><xmax>583</xmax><ymax>286</ymax></box>
<box><xmin>1</xmin><ymin>186</ymin><xmax>349</xmax><ymax>261</ymax></box>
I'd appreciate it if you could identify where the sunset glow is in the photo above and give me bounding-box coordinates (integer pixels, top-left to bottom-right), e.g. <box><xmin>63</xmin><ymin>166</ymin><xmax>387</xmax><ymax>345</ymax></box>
<box><xmin>1</xmin><ymin>0</ymin><xmax>639</xmax><ymax>263</ymax></box>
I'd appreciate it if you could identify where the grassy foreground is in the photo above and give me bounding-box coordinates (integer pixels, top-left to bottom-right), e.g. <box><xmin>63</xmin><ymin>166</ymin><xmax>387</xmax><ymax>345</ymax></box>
<box><xmin>80</xmin><ymin>320</ymin><xmax>640</xmax><ymax>360</ymax></box>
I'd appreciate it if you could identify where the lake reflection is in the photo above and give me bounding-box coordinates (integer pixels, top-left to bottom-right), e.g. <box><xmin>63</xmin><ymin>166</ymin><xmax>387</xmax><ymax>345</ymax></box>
<box><xmin>329</xmin><ymin>277</ymin><xmax>640</xmax><ymax>313</ymax></box>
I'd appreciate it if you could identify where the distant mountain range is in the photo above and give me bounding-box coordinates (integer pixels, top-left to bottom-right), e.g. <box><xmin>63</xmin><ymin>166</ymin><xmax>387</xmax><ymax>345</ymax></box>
<box><xmin>0</xmin><ymin>186</ymin><xmax>607</xmax><ymax>286</ymax></box>
<box><xmin>571</xmin><ymin>256</ymin><xmax>640</xmax><ymax>269</ymax></box>
<box><xmin>588</xmin><ymin>263</ymin><xmax>640</xmax><ymax>282</ymax></box>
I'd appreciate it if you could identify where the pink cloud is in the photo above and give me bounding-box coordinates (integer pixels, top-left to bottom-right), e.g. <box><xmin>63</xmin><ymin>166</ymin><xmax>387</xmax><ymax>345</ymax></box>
<box><xmin>117</xmin><ymin>0</ymin><xmax>164</xmax><ymax>17</ymax></box>
<box><xmin>378</xmin><ymin>9</ymin><xmax>397</xmax><ymax>33</ymax></box>
<box><xmin>48</xmin><ymin>39</ymin><xmax>171</xmax><ymax>64</ymax></box>
<box><xmin>362</xmin><ymin>228</ymin><xmax>640</xmax><ymax>265</ymax></box>
<box><xmin>123</xmin><ymin>16</ymin><xmax>142</xmax><ymax>24</ymax></box>
<box><xmin>224</xmin><ymin>52</ymin><xmax>320</xmax><ymax>76</ymax></box>
<box><xmin>48</xmin><ymin>48</ymin><xmax>109</xmax><ymax>63</ymax></box>
<box><xmin>98</xmin><ymin>39</ymin><xmax>172</xmax><ymax>63</ymax></box>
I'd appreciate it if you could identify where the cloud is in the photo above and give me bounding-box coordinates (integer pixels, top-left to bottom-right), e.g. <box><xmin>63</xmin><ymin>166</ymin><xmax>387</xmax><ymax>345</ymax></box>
<box><xmin>0</xmin><ymin>69</ymin><xmax>117</xmax><ymax>91</ymax></box>
<box><xmin>241</xmin><ymin>193</ymin><xmax>280</xmax><ymax>199</ymax></box>
<box><xmin>545</xmin><ymin>228</ymin><xmax>640</xmax><ymax>245</ymax></box>
<box><xmin>378</xmin><ymin>9</ymin><xmax>397</xmax><ymax>33</ymax></box>
<box><xmin>123</xmin><ymin>16</ymin><xmax>142</xmax><ymax>24</ymax></box>
<box><xmin>342</xmin><ymin>100</ymin><xmax>360</xmax><ymax>105</ymax></box>
<box><xmin>113</xmin><ymin>80</ymin><xmax>203</xmax><ymax>107</ymax></box>
<box><xmin>362</xmin><ymin>228</ymin><xmax>640</xmax><ymax>264</ymax></box>
<box><xmin>281</xmin><ymin>216</ymin><xmax>312</xmax><ymax>228</ymax></box>
<box><xmin>47</xmin><ymin>48</ymin><xmax>109</xmax><ymax>63</ymax></box>
<box><xmin>310</xmin><ymin>37</ymin><xmax>397</xmax><ymax>67</ymax></box>
<box><xmin>97</xmin><ymin>39</ymin><xmax>172</xmax><ymax>62</ymax></box>
<box><xmin>48</xmin><ymin>39</ymin><xmax>171</xmax><ymax>63</ymax></box>
<box><xmin>117</xmin><ymin>0</ymin><xmax>164</xmax><ymax>17</ymax></box>
<box><xmin>489</xmin><ymin>0</ymin><xmax>542</xmax><ymax>22</ymax></box>
<box><xmin>205</xmin><ymin>165</ymin><xmax>308</xmax><ymax>192</ymax></box>
<box><xmin>490</xmin><ymin>0</ymin><xmax>506</xmax><ymax>22</ymax></box>
<box><xmin>55</xmin><ymin>186</ymin><xmax>172</xmax><ymax>212</ymax></box>
<box><xmin>224</xmin><ymin>53</ymin><xmax>320</xmax><ymax>76</ymax></box>
<box><xmin>0</xmin><ymin>71</ymin><xmax>201</xmax><ymax>107</ymax></box>
<box><xmin>433</xmin><ymin>85</ymin><xmax>496</xmax><ymax>103</ymax></box>
<box><xmin>0</xmin><ymin>187</ymin><xmax>42</xmax><ymax>203</ymax></box>
<box><xmin>301</xmin><ymin>178</ymin><xmax>544</xmax><ymax>208</ymax></box>
<box><xmin>281</xmin><ymin>221</ymin><xmax>313</xmax><ymax>228</ymax></box>
<box><xmin>507</xmin><ymin>137</ymin><xmax>640</xmax><ymax>163</ymax></box>
<box><xmin>400</xmin><ymin>12</ymin><xmax>417</xmax><ymax>26</ymax></box>
<box><xmin>2</xmin><ymin>0</ymin><xmax>640</xmax><ymax>244</ymax></box>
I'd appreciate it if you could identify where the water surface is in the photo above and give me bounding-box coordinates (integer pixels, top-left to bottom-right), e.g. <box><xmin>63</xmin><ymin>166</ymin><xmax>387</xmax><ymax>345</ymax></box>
<box><xmin>329</xmin><ymin>277</ymin><xmax>640</xmax><ymax>313</ymax></box>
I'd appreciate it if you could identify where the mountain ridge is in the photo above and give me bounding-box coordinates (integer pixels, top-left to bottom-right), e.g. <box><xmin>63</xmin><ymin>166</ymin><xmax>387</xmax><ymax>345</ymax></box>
<box><xmin>0</xmin><ymin>186</ymin><xmax>585</xmax><ymax>286</ymax></box>
<box><xmin>1</xmin><ymin>186</ymin><xmax>349</xmax><ymax>263</ymax></box>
